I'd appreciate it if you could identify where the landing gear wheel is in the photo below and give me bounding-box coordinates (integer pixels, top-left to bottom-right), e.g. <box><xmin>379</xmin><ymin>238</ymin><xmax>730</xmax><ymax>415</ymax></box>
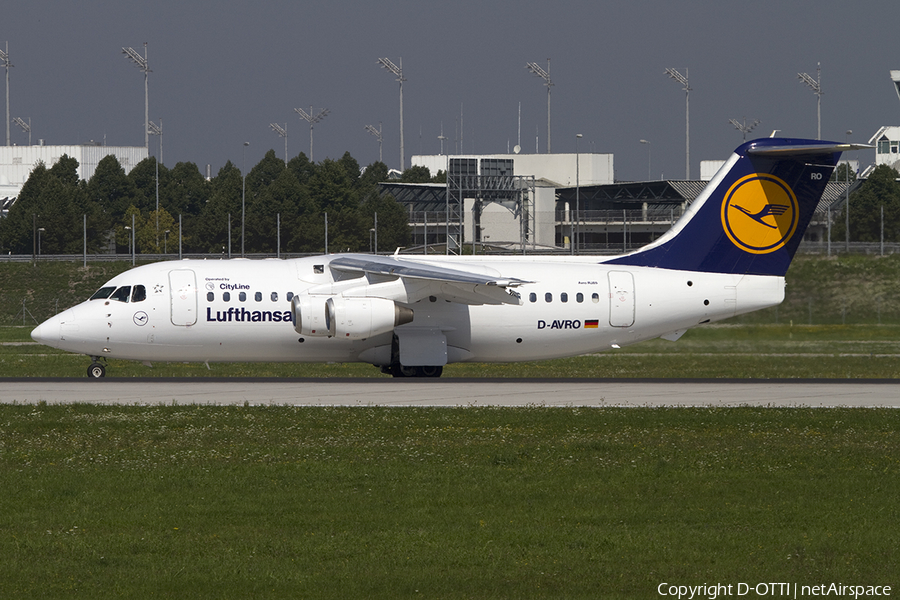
<box><xmin>87</xmin><ymin>363</ymin><xmax>106</xmax><ymax>378</ymax></box>
<box><xmin>391</xmin><ymin>363</ymin><xmax>419</xmax><ymax>378</ymax></box>
<box><xmin>418</xmin><ymin>365</ymin><xmax>443</xmax><ymax>378</ymax></box>
<box><xmin>390</xmin><ymin>363</ymin><xmax>443</xmax><ymax>378</ymax></box>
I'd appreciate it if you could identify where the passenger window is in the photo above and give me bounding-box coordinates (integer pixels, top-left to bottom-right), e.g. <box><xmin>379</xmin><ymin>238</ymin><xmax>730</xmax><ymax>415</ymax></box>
<box><xmin>110</xmin><ymin>286</ymin><xmax>131</xmax><ymax>303</ymax></box>
<box><xmin>561</xmin><ymin>292</ymin><xmax>568</xmax><ymax>303</ymax></box>
<box><xmin>223</xmin><ymin>292</ymin><xmax>231</xmax><ymax>302</ymax></box>
<box><xmin>90</xmin><ymin>286</ymin><xmax>116</xmax><ymax>301</ymax></box>
<box><xmin>592</xmin><ymin>293</ymin><xmax>600</xmax><ymax>303</ymax></box>
<box><xmin>131</xmin><ymin>285</ymin><xmax>146</xmax><ymax>303</ymax></box>
<box><xmin>255</xmin><ymin>292</ymin><xmax>262</xmax><ymax>302</ymax></box>
<box><xmin>576</xmin><ymin>292</ymin><xmax>584</xmax><ymax>303</ymax></box>
<box><xmin>239</xmin><ymin>292</ymin><xmax>247</xmax><ymax>302</ymax></box>
<box><xmin>545</xmin><ymin>292</ymin><xmax>552</xmax><ymax>303</ymax></box>
<box><xmin>529</xmin><ymin>292</ymin><xmax>536</xmax><ymax>303</ymax></box>
<box><xmin>313</xmin><ymin>265</ymin><xmax>324</xmax><ymax>274</ymax></box>
<box><xmin>207</xmin><ymin>292</ymin><xmax>214</xmax><ymax>302</ymax></box>
<box><xmin>271</xmin><ymin>292</ymin><xmax>279</xmax><ymax>302</ymax></box>
<box><xmin>287</xmin><ymin>292</ymin><xmax>294</xmax><ymax>302</ymax></box>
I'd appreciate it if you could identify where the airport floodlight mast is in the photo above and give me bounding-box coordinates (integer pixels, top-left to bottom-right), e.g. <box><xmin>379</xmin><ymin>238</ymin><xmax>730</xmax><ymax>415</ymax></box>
<box><xmin>149</xmin><ymin>119</ymin><xmax>162</xmax><ymax>247</ymax></box>
<box><xmin>270</xmin><ymin>123</ymin><xmax>288</xmax><ymax>164</ymax></box>
<box><xmin>365</xmin><ymin>123</ymin><xmax>383</xmax><ymax>163</ymax></box>
<box><xmin>1</xmin><ymin>42</ymin><xmax>11</xmax><ymax>146</ymax></box>
<box><xmin>526</xmin><ymin>59</ymin><xmax>553</xmax><ymax>153</ymax></box>
<box><xmin>294</xmin><ymin>106</ymin><xmax>329</xmax><ymax>162</ymax></box>
<box><xmin>729</xmin><ymin>117</ymin><xmax>759</xmax><ymax>141</ymax></box>
<box><xmin>665</xmin><ymin>68</ymin><xmax>691</xmax><ymax>179</ymax></box>
<box><xmin>797</xmin><ymin>63</ymin><xmax>822</xmax><ymax>140</ymax></box>
<box><xmin>13</xmin><ymin>117</ymin><xmax>30</xmax><ymax>146</ymax></box>
<box><xmin>377</xmin><ymin>57</ymin><xmax>405</xmax><ymax>171</ymax></box>
<box><xmin>122</xmin><ymin>43</ymin><xmax>150</xmax><ymax>149</ymax></box>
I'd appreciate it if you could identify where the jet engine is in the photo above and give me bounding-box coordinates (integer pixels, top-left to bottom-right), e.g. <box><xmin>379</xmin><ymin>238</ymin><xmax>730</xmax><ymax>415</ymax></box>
<box><xmin>292</xmin><ymin>295</ymin><xmax>330</xmax><ymax>336</ymax></box>
<box><xmin>293</xmin><ymin>295</ymin><xmax>413</xmax><ymax>339</ymax></box>
<box><xmin>326</xmin><ymin>297</ymin><xmax>414</xmax><ymax>339</ymax></box>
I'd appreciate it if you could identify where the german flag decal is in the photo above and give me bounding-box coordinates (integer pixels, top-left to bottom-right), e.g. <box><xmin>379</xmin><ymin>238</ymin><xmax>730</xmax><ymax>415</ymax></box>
<box><xmin>584</xmin><ymin>320</ymin><xmax>599</xmax><ymax>329</ymax></box>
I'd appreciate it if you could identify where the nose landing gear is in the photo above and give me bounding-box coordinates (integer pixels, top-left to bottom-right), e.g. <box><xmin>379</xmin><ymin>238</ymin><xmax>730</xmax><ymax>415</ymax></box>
<box><xmin>87</xmin><ymin>357</ymin><xmax>107</xmax><ymax>378</ymax></box>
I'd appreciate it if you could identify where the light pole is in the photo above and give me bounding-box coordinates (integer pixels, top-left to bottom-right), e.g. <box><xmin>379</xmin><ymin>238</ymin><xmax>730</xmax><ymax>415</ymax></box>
<box><xmin>1</xmin><ymin>42</ymin><xmax>11</xmax><ymax>146</ymax></box>
<box><xmin>575</xmin><ymin>133</ymin><xmax>582</xmax><ymax>254</ymax></box>
<box><xmin>665</xmin><ymin>68</ymin><xmax>691</xmax><ymax>179</ymax></box>
<box><xmin>526</xmin><ymin>59</ymin><xmax>553</xmax><ymax>153</ymax></box>
<box><xmin>270</xmin><ymin>123</ymin><xmax>288</xmax><ymax>164</ymax></box>
<box><xmin>149</xmin><ymin>119</ymin><xmax>162</xmax><ymax>248</ymax></box>
<box><xmin>294</xmin><ymin>106</ymin><xmax>329</xmax><ymax>162</ymax></box>
<box><xmin>13</xmin><ymin>117</ymin><xmax>30</xmax><ymax>145</ymax></box>
<box><xmin>124</xmin><ymin>225</ymin><xmax>134</xmax><ymax>266</ymax></box>
<box><xmin>164</xmin><ymin>229</ymin><xmax>169</xmax><ymax>254</ymax></box>
<box><xmin>242</xmin><ymin>142</ymin><xmax>249</xmax><ymax>257</ymax></box>
<box><xmin>729</xmin><ymin>117</ymin><xmax>759</xmax><ymax>141</ymax></box>
<box><xmin>148</xmin><ymin>119</ymin><xmax>162</xmax><ymax>163</ymax></box>
<box><xmin>798</xmin><ymin>63</ymin><xmax>822</xmax><ymax>140</ymax></box>
<box><xmin>845</xmin><ymin>129</ymin><xmax>852</xmax><ymax>252</ymax></box>
<box><xmin>37</xmin><ymin>227</ymin><xmax>44</xmax><ymax>256</ymax></box>
<box><xmin>365</xmin><ymin>123</ymin><xmax>383</xmax><ymax>163</ymax></box>
<box><xmin>122</xmin><ymin>43</ymin><xmax>150</xmax><ymax>149</ymax></box>
<box><xmin>377</xmin><ymin>57</ymin><xmax>405</xmax><ymax>170</ymax></box>
<box><xmin>640</xmin><ymin>139</ymin><xmax>651</xmax><ymax>180</ymax></box>
<box><xmin>438</xmin><ymin>123</ymin><xmax>447</xmax><ymax>155</ymax></box>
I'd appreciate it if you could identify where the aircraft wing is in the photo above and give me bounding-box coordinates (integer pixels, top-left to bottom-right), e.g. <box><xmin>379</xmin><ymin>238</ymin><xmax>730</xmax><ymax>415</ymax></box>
<box><xmin>328</xmin><ymin>254</ymin><xmax>531</xmax><ymax>305</ymax></box>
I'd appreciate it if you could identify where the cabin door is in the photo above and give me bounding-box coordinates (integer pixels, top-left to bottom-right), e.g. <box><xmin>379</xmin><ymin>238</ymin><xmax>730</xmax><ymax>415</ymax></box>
<box><xmin>169</xmin><ymin>269</ymin><xmax>198</xmax><ymax>326</ymax></box>
<box><xmin>608</xmin><ymin>271</ymin><xmax>635</xmax><ymax>327</ymax></box>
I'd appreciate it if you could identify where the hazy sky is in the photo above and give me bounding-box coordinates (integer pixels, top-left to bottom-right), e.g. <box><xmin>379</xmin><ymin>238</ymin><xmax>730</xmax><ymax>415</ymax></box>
<box><xmin>4</xmin><ymin>0</ymin><xmax>899</xmax><ymax>181</ymax></box>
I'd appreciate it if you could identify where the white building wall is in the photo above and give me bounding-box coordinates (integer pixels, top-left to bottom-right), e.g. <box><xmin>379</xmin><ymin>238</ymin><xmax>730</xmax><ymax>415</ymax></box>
<box><xmin>0</xmin><ymin>145</ymin><xmax>148</xmax><ymax>199</ymax></box>
<box><xmin>411</xmin><ymin>152</ymin><xmax>613</xmax><ymax>248</ymax></box>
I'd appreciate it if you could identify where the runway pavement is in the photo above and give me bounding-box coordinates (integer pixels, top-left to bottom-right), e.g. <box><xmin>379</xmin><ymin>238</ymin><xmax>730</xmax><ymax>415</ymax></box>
<box><xmin>1</xmin><ymin>378</ymin><xmax>898</xmax><ymax>407</ymax></box>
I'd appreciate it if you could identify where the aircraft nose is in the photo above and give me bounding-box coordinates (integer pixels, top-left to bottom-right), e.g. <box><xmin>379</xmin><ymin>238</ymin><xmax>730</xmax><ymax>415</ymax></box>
<box><xmin>31</xmin><ymin>315</ymin><xmax>60</xmax><ymax>345</ymax></box>
<box><xmin>32</xmin><ymin>305</ymin><xmax>78</xmax><ymax>347</ymax></box>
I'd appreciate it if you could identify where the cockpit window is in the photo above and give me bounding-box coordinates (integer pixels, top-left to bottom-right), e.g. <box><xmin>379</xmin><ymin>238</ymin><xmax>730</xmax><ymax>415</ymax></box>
<box><xmin>90</xmin><ymin>286</ymin><xmax>117</xmax><ymax>301</ymax></box>
<box><xmin>131</xmin><ymin>285</ymin><xmax>146</xmax><ymax>303</ymax></box>
<box><xmin>109</xmin><ymin>286</ymin><xmax>132</xmax><ymax>303</ymax></box>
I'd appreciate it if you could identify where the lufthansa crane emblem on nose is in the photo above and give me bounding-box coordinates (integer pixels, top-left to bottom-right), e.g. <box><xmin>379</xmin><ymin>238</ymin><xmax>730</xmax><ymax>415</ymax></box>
<box><xmin>133</xmin><ymin>311</ymin><xmax>149</xmax><ymax>326</ymax></box>
<box><xmin>721</xmin><ymin>173</ymin><xmax>798</xmax><ymax>254</ymax></box>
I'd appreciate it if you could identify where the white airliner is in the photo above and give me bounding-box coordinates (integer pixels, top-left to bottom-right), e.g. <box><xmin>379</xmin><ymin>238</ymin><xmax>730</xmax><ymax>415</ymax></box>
<box><xmin>31</xmin><ymin>138</ymin><xmax>864</xmax><ymax>378</ymax></box>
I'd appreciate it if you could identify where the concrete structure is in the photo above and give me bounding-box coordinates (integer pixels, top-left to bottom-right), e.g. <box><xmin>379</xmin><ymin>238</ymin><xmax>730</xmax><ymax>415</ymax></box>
<box><xmin>406</xmin><ymin>152</ymin><xmax>614</xmax><ymax>251</ymax></box>
<box><xmin>868</xmin><ymin>126</ymin><xmax>900</xmax><ymax>172</ymax></box>
<box><xmin>0</xmin><ymin>144</ymin><xmax>148</xmax><ymax>210</ymax></box>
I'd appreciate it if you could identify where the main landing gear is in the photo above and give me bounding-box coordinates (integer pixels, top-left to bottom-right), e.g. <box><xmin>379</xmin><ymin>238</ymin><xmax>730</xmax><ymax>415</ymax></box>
<box><xmin>386</xmin><ymin>363</ymin><xmax>443</xmax><ymax>378</ymax></box>
<box><xmin>381</xmin><ymin>333</ymin><xmax>444</xmax><ymax>378</ymax></box>
<box><xmin>87</xmin><ymin>357</ymin><xmax>107</xmax><ymax>378</ymax></box>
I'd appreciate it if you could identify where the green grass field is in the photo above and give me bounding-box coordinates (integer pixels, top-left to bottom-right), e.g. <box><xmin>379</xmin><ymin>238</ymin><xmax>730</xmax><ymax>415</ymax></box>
<box><xmin>1</xmin><ymin>405</ymin><xmax>898</xmax><ymax>599</ymax></box>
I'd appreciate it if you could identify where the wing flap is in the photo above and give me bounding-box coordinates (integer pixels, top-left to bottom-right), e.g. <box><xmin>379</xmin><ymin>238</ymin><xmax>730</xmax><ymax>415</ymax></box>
<box><xmin>329</xmin><ymin>254</ymin><xmax>529</xmax><ymax>306</ymax></box>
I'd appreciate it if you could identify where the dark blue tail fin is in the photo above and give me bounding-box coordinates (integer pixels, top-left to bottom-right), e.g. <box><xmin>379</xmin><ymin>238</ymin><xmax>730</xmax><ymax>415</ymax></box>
<box><xmin>608</xmin><ymin>138</ymin><xmax>863</xmax><ymax>276</ymax></box>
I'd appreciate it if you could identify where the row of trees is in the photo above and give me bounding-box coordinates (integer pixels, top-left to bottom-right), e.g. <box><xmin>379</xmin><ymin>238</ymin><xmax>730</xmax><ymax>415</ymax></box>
<box><xmin>0</xmin><ymin>149</ymin><xmax>439</xmax><ymax>255</ymax></box>
<box><xmin>830</xmin><ymin>163</ymin><xmax>900</xmax><ymax>243</ymax></box>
